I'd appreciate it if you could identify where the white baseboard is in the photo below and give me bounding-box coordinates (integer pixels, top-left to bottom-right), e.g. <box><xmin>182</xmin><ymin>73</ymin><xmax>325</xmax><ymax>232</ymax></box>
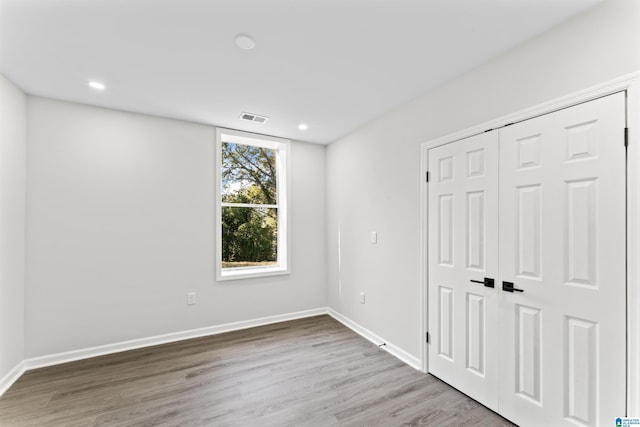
<box><xmin>23</xmin><ymin>307</ymin><xmax>327</xmax><ymax>372</ymax></box>
<box><xmin>1</xmin><ymin>306</ymin><xmax>422</xmax><ymax>398</ymax></box>
<box><xmin>0</xmin><ymin>361</ymin><xmax>26</xmax><ymax>397</ymax></box>
<box><xmin>327</xmin><ymin>308</ymin><xmax>422</xmax><ymax>370</ymax></box>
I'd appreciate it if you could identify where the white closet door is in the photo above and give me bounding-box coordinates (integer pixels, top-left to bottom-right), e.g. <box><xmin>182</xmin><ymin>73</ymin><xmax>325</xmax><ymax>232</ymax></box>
<box><xmin>498</xmin><ymin>92</ymin><xmax>626</xmax><ymax>426</ymax></box>
<box><xmin>427</xmin><ymin>131</ymin><xmax>500</xmax><ymax>411</ymax></box>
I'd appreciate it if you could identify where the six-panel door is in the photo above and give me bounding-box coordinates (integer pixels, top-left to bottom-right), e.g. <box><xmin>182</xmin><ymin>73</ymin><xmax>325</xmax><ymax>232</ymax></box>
<box><xmin>428</xmin><ymin>131</ymin><xmax>500</xmax><ymax>412</ymax></box>
<box><xmin>498</xmin><ymin>92</ymin><xmax>626</xmax><ymax>426</ymax></box>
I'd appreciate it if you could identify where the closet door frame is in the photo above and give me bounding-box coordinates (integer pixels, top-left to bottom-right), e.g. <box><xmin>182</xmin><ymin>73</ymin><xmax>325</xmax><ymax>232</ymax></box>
<box><xmin>420</xmin><ymin>71</ymin><xmax>640</xmax><ymax>416</ymax></box>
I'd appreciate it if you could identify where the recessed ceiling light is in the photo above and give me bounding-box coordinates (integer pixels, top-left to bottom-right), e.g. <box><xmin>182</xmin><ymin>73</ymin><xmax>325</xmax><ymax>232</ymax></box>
<box><xmin>298</xmin><ymin>123</ymin><xmax>309</xmax><ymax>131</ymax></box>
<box><xmin>235</xmin><ymin>34</ymin><xmax>256</xmax><ymax>50</ymax></box>
<box><xmin>89</xmin><ymin>81</ymin><xmax>106</xmax><ymax>90</ymax></box>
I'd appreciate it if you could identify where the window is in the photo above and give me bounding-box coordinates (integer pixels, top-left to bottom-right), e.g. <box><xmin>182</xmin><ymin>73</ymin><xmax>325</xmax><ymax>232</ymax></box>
<box><xmin>216</xmin><ymin>128</ymin><xmax>290</xmax><ymax>280</ymax></box>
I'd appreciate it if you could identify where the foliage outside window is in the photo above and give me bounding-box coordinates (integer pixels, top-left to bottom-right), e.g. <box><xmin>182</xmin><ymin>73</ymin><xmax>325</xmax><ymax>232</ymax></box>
<box><xmin>216</xmin><ymin>129</ymin><xmax>289</xmax><ymax>280</ymax></box>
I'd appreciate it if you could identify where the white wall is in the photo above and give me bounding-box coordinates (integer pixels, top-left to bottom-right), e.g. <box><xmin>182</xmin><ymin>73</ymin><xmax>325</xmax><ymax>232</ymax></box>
<box><xmin>11</xmin><ymin>0</ymin><xmax>639</xmax><ymax>372</ymax></box>
<box><xmin>25</xmin><ymin>97</ymin><xmax>326</xmax><ymax>358</ymax></box>
<box><xmin>326</xmin><ymin>0</ymin><xmax>640</xmax><ymax>358</ymax></box>
<box><xmin>0</xmin><ymin>75</ymin><xmax>26</xmax><ymax>382</ymax></box>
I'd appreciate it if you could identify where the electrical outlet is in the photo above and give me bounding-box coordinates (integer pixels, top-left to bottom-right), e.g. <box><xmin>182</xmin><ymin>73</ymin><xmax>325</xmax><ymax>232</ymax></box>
<box><xmin>359</xmin><ymin>292</ymin><xmax>365</xmax><ymax>304</ymax></box>
<box><xmin>187</xmin><ymin>292</ymin><xmax>196</xmax><ymax>305</ymax></box>
<box><xmin>370</xmin><ymin>231</ymin><xmax>377</xmax><ymax>244</ymax></box>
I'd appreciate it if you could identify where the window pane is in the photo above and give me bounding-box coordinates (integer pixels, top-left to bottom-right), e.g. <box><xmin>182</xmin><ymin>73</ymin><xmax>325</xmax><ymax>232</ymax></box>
<box><xmin>221</xmin><ymin>142</ymin><xmax>277</xmax><ymax>205</ymax></box>
<box><xmin>221</xmin><ymin>206</ymin><xmax>278</xmax><ymax>269</ymax></box>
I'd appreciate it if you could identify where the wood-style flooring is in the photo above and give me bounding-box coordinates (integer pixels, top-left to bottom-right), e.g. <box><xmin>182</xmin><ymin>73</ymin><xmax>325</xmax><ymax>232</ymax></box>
<box><xmin>0</xmin><ymin>315</ymin><xmax>515</xmax><ymax>426</ymax></box>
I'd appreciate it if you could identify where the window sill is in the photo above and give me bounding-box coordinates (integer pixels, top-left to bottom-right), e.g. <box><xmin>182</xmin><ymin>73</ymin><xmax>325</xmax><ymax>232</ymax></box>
<box><xmin>216</xmin><ymin>266</ymin><xmax>290</xmax><ymax>282</ymax></box>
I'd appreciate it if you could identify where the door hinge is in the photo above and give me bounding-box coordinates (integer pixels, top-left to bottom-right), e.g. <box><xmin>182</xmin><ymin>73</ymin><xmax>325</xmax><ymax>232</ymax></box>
<box><xmin>426</xmin><ymin>171</ymin><xmax>430</xmax><ymax>183</ymax></box>
<box><xmin>625</xmin><ymin>127</ymin><xmax>629</xmax><ymax>148</ymax></box>
<box><xmin>426</xmin><ymin>332</ymin><xmax>430</xmax><ymax>343</ymax></box>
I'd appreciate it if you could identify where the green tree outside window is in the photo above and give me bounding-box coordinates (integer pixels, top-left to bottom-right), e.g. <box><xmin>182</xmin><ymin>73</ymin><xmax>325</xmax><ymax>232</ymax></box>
<box><xmin>221</xmin><ymin>142</ymin><xmax>279</xmax><ymax>268</ymax></box>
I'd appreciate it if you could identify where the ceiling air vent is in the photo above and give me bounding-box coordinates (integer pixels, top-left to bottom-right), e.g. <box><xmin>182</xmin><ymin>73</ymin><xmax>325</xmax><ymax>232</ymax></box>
<box><xmin>240</xmin><ymin>112</ymin><xmax>269</xmax><ymax>124</ymax></box>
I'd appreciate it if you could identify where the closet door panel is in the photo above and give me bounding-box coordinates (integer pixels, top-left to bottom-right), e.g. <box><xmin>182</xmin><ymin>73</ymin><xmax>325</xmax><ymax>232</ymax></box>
<box><xmin>427</xmin><ymin>131</ymin><xmax>500</xmax><ymax>411</ymax></box>
<box><xmin>498</xmin><ymin>92</ymin><xmax>626</xmax><ymax>427</ymax></box>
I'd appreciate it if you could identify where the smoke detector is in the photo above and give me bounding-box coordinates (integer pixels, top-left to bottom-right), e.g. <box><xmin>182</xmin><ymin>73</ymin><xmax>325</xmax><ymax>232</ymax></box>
<box><xmin>240</xmin><ymin>112</ymin><xmax>269</xmax><ymax>123</ymax></box>
<box><xmin>235</xmin><ymin>34</ymin><xmax>256</xmax><ymax>50</ymax></box>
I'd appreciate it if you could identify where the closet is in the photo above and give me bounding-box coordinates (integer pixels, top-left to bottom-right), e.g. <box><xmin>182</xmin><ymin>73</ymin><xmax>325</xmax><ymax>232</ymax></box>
<box><xmin>426</xmin><ymin>92</ymin><xmax>626</xmax><ymax>426</ymax></box>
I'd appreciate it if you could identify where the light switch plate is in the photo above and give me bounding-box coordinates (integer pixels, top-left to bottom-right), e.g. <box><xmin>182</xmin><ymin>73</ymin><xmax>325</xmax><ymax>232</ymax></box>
<box><xmin>187</xmin><ymin>292</ymin><xmax>196</xmax><ymax>305</ymax></box>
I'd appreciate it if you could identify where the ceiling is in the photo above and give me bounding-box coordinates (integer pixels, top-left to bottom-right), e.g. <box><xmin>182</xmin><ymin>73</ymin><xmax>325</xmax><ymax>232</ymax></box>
<box><xmin>0</xmin><ymin>0</ymin><xmax>602</xmax><ymax>144</ymax></box>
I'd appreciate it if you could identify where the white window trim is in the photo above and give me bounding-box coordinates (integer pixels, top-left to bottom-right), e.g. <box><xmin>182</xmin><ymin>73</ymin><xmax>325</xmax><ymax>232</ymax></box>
<box><xmin>215</xmin><ymin>128</ymin><xmax>291</xmax><ymax>281</ymax></box>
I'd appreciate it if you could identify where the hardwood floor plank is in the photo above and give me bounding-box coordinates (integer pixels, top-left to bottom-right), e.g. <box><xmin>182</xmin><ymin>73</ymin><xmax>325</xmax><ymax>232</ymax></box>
<box><xmin>0</xmin><ymin>315</ymin><xmax>515</xmax><ymax>426</ymax></box>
